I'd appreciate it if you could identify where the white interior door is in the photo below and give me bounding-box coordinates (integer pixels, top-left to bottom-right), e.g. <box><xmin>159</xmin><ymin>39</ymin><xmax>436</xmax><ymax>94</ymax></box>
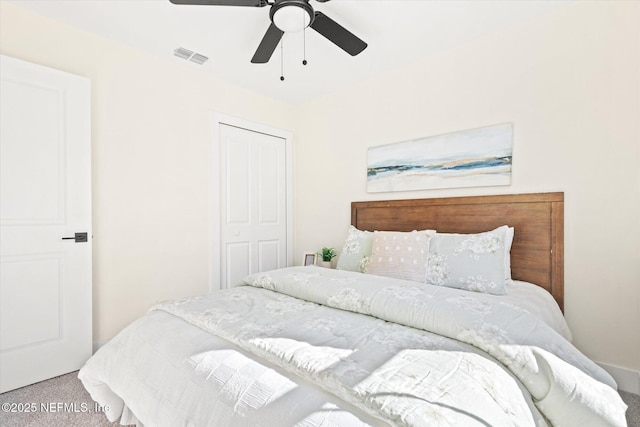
<box><xmin>218</xmin><ymin>123</ymin><xmax>288</xmax><ymax>288</ymax></box>
<box><xmin>0</xmin><ymin>55</ymin><xmax>92</xmax><ymax>393</ymax></box>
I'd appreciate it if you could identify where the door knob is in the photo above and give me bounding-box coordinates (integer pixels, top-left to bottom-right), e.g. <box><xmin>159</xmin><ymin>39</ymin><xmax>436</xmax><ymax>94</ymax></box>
<box><xmin>61</xmin><ymin>232</ymin><xmax>88</xmax><ymax>243</ymax></box>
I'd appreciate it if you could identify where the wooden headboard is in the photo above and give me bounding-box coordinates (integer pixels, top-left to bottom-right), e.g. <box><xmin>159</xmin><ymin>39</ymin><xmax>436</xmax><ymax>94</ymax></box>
<box><xmin>351</xmin><ymin>192</ymin><xmax>564</xmax><ymax>311</ymax></box>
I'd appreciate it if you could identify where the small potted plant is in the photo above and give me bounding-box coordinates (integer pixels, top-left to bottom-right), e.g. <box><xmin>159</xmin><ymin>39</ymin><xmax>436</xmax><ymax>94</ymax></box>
<box><xmin>317</xmin><ymin>247</ymin><xmax>337</xmax><ymax>268</ymax></box>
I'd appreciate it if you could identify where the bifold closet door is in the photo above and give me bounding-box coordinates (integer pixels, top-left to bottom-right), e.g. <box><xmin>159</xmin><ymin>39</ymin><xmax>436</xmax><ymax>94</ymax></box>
<box><xmin>218</xmin><ymin>124</ymin><xmax>287</xmax><ymax>288</ymax></box>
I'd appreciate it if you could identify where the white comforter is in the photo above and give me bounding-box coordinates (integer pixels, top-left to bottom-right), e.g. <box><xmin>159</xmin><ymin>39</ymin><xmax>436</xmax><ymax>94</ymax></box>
<box><xmin>79</xmin><ymin>267</ymin><xmax>627</xmax><ymax>427</ymax></box>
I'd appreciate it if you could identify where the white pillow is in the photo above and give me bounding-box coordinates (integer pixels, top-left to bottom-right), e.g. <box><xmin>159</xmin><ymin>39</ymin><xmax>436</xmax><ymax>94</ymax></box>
<box><xmin>366</xmin><ymin>230</ymin><xmax>436</xmax><ymax>282</ymax></box>
<box><xmin>505</xmin><ymin>226</ymin><xmax>514</xmax><ymax>282</ymax></box>
<box><xmin>426</xmin><ymin>226</ymin><xmax>510</xmax><ymax>295</ymax></box>
<box><xmin>336</xmin><ymin>226</ymin><xmax>373</xmax><ymax>273</ymax></box>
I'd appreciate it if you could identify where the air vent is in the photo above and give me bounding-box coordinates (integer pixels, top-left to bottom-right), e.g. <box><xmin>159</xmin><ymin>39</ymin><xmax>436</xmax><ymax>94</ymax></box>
<box><xmin>174</xmin><ymin>47</ymin><xmax>193</xmax><ymax>60</ymax></box>
<box><xmin>174</xmin><ymin>47</ymin><xmax>209</xmax><ymax>66</ymax></box>
<box><xmin>189</xmin><ymin>53</ymin><xmax>209</xmax><ymax>65</ymax></box>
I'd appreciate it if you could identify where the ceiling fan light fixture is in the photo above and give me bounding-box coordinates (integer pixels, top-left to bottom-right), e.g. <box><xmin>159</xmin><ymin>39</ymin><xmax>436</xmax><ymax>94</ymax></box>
<box><xmin>271</xmin><ymin>0</ymin><xmax>313</xmax><ymax>33</ymax></box>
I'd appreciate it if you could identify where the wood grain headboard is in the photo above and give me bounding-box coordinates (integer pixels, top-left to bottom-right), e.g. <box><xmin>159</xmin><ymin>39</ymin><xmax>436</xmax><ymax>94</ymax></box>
<box><xmin>351</xmin><ymin>192</ymin><xmax>564</xmax><ymax>311</ymax></box>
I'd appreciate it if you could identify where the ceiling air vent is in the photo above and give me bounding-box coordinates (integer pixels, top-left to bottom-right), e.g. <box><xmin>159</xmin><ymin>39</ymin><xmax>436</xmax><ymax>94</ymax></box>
<box><xmin>174</xmin><ymin>47</ymin><xmax>193</xmax><ymax>60</ymax></box>
<box><xmin>189</xmin><ymin>53</ymin><xmax>209</xmax><ymax>65</ymax></box>
<box><xmin>174</xmin><ymin>47</ymin><xmax>209</xmax><ymax>65</ymax></box>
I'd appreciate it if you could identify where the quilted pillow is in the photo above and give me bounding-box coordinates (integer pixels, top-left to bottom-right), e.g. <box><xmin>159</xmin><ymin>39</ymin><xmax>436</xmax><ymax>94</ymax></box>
<box><xmin>336</xmin><ymin>226</ymin><xmax>374</xmax><ymax>273</ymax></box>
<box><xmin>505</xmin><ymin>226</ymin><xmax>514</xmax><ymax>282</ymax></box>
<box><xmin>426</xmin><ymin>226</ymin><xmax>510</xmax><ymax>295</ymax></box>
<box><xmin>366</xmin><ymin>230</ymin><xmax>436</xmax><ymax>282</ymax></box>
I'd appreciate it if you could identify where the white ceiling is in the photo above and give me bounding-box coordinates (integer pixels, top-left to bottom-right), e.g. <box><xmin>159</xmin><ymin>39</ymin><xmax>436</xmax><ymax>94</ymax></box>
<box><xmin>8</xmin><ymin>0</ymin><xmax>569</xmax><ymax>105</ymax></box>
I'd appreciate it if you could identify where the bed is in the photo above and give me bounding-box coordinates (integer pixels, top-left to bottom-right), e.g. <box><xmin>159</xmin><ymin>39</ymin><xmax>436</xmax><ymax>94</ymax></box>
<box><xmin>79</xmin><ymin>192</ymin><xmax>628</xmax><ymax>427</ymax></box>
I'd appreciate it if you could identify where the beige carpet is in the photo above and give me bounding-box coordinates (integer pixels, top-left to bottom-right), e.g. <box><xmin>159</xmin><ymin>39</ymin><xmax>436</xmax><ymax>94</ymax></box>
<box><xmin>0</xmin><ymin>371</ymin><xmax>119</xmax><ymax>427</ymax></box>
<box><xmin>1</xmin><ymin>370</ymin><xmax>639</xmax><ymax>426</ymax></box>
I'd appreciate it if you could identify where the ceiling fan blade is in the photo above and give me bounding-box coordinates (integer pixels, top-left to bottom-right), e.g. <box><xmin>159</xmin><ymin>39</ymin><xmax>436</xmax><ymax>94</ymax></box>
<box><xmin>310</xmin><ymin>11</ymin><xmax>367</xmax><ymax>56</ymax></box>
<box><xmin>169</xmin><ymin>0</ymin><xmax>267</xmax><ymax>6</ymax></box>
<box><xmin>251</xmin><ymin>23</ymin><xmax>284</xmax><ymax>63</ymax></box>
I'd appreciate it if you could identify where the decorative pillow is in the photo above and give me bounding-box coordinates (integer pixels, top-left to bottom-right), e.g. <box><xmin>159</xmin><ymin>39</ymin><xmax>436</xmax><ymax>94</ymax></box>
<box><xmin>366</xmin><ymin>230</ymin><xmax>436</xmax><ymax>282</ymax></box>
<box><xmin>426</xmin><ymin>226</ymin><xmax>510</xmax><ymax>295</ymax></box>
<box><xmin>505</xmin><ymin>226</ymin><xmax>514</xmax><ymax>282</ymax></box>
<box><xmin>336</xmin><ymin>226</ymin><xmax>374</xmax><ymax>273</ymax></box>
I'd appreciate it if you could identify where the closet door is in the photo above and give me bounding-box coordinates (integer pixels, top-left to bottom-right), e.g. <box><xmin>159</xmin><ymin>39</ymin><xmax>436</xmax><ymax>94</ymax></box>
<box><xmin>218</xmin><ymin>124</ymin><xmax>288</xmax><ymax>288</ymax></box>
<box><xmin>0</xmin><ymin>55</ymin><xmax>92</xmax><ymax>392</ymax></box>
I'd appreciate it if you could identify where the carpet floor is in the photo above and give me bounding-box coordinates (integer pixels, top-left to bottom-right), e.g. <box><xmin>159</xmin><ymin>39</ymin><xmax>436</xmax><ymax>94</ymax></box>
<box><xmin>1</xmin><ymin>370</ymin><xmax>639</xmax><ymax>426</ymax></box>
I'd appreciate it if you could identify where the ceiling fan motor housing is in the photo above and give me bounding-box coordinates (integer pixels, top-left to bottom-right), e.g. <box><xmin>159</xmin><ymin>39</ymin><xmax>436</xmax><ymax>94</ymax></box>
<box><xmin>270</xmin><ymin>0</ymin><xmax>314</xmax><ymax>32</ymax></box>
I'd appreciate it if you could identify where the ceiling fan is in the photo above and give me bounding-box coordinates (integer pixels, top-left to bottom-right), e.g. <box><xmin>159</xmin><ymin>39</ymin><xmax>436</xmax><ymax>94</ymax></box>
<box><xmin>168</xmin><ymin>0</ymin><xmax>368</xmax><ymax>64</ymax></box>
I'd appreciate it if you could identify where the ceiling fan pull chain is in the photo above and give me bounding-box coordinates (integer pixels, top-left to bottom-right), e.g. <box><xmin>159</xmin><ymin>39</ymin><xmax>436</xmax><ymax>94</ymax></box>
<box><xmin>280</xmin><ymin>37</ymin><xmax>285</xmax><ymax>81</ymax></box>
<box><xmin>302</xmin><ymin>12</ymin><xmax>307</xmax><ymax>66</ymax></box>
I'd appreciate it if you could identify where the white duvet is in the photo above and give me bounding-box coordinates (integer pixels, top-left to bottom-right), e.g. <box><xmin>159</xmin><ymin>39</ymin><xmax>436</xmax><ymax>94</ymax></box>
<box><xmin>79</xmin><ymin>267</ymin><xmax>627</xmax><ymax>426</ymax></box>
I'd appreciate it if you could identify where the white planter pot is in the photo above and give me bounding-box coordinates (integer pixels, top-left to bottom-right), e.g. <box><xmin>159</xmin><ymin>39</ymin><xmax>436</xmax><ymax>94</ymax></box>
<box><xmin>317</xmin><ymin>260</ymin><xmax>332</xmax><ymax>268</ymax></box>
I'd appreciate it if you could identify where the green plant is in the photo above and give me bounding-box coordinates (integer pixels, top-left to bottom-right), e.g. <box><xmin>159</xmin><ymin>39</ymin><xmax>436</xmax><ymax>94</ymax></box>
<box><xmin>318</xmin><ymin>247</ymin><xmax>337</xmax><ymax>262</ymax></box>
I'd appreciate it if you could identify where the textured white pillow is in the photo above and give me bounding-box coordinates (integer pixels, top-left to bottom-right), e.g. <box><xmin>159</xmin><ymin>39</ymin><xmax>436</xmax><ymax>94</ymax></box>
<box><xmin>505</xmin><ymin>226</ymin><xmax>514</xmax><ymax>282</ymax></box>
<box><xmin>366</xmin><ymin>230</ymin><xmax>436</xmax><ymax>282</ymax></box>
<box><xmin>426</xmin><ymin>226</ymin><xmax>510</xmax><ymax>295</ymax></box>
<box><xmin>336</xmin><ymin>226</ymin><xmax>374</xmax><ymax>273</ymax></box>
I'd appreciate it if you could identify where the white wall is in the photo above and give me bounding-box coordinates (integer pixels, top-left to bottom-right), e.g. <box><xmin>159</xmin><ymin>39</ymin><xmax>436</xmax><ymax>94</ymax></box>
<box><xmin>1</xmin><ymin>0</ymin><xmax>638</xmax><ymax>386</ymax></box>
<box><xmin>294</xmin><ymin>1</ymin><xmax>640</xmax><ymax>375</ymax></box>
<box><xmin>0</xmin><ymin>3</ymin><xmax>300</xmax><ymax>343</ymax></box>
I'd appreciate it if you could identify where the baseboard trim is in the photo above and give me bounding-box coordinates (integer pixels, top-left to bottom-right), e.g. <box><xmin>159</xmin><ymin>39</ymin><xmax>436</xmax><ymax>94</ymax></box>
<box><xmin>598</xmin><ymin>362</ymin><xmax>640</xmax><ymax>394</ymax></box>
